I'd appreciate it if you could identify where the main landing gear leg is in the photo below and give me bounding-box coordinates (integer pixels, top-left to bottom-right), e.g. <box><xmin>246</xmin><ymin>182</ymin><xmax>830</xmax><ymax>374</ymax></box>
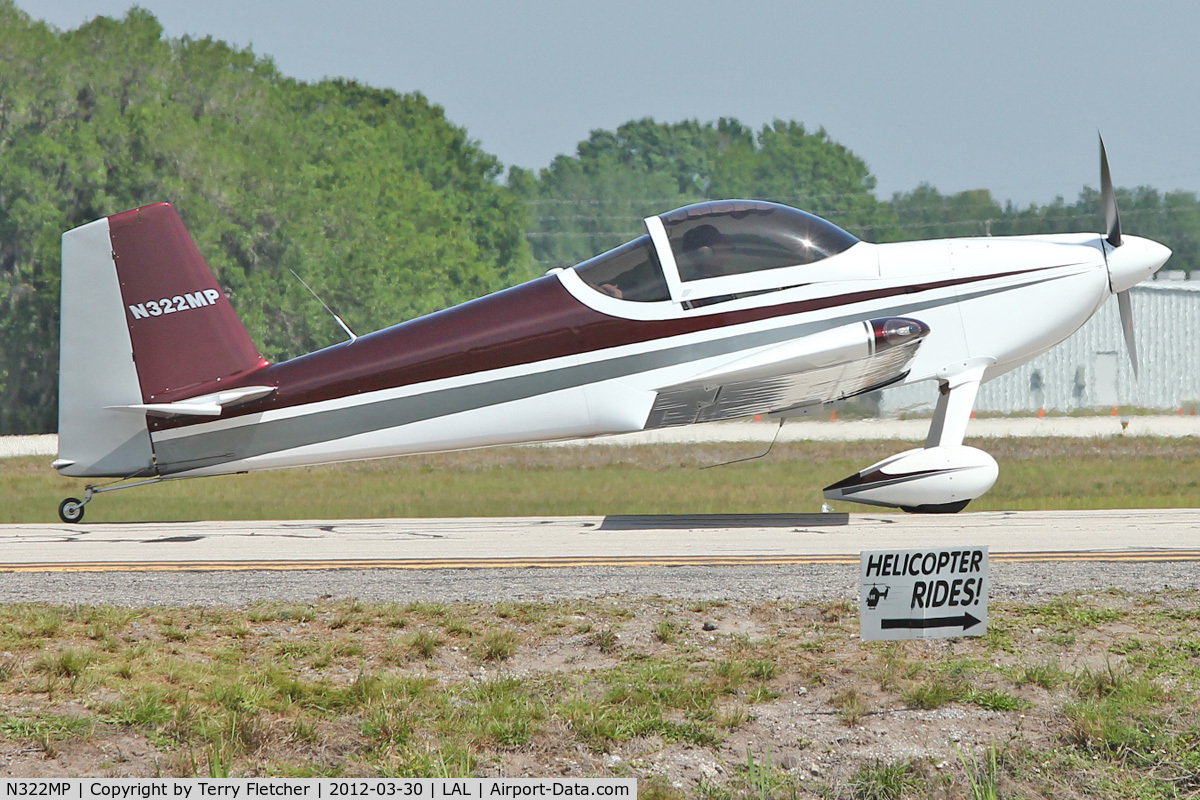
<box><xmin>924</xmin><ymin>361</ymin><xmax>988</xmax><ymax>449</ymax></box>
<box><xmin>58</xmin><ymin>477</ymin><xmax>163</xmax><ymax>524</ymax></box>
<box><xmin>898</xmin><ymin>360</ymin><xmax>991</xmax><ymax>513</ymax></box>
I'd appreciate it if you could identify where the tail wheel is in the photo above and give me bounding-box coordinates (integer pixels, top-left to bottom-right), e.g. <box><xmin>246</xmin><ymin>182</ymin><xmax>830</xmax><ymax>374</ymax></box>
<box><xmin>58</xmin><ymin>498</ymin><xmax>85</xmax><ymax>524</ymax></box>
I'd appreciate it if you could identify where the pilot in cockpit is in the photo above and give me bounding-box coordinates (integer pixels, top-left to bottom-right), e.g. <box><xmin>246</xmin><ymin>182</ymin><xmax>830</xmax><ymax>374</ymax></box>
<box><xmin>679</xmin><ymin>224</ymin><xmax>736</xmax><ymax>307</ymax></box>
<box><xmin>598</xmin><ymin>261</ymin><xmax>664</xmax><ymax>301</ymax></box>
<box><xmin>598</xmin><ymin>224</ymin><xmax>733</xmax><ymax>302</ymax></box>
<box><xmin>678</xmin><ymin>224</ymin><xmax>733</xmax><ymax>282</ymax></box>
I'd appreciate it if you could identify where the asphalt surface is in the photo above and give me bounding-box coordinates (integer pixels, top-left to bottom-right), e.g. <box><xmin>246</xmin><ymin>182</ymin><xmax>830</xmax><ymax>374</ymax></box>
<box><xmin>3</xmin><ymin>510</ymin><xmax>1199</xmax><ymax>606</ymax></box>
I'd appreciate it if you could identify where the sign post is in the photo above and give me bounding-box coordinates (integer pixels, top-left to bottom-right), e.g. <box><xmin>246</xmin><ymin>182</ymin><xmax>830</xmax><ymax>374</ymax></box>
<box><xmin>860</xmin><ymin>545</ymin><xmax>989</xmax><ymax>641</ymax></box>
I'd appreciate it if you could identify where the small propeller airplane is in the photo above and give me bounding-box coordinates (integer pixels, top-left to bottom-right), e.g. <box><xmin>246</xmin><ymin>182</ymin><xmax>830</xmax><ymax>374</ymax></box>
<box><xmin>53</xmin><ymin>137</ymin><xmax>1171</xmax><ymax>522</ymax></box>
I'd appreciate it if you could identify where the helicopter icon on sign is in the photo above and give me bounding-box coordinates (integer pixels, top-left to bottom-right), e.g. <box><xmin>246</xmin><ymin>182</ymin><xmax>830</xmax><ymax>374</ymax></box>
<box><xmin>864</xmin><ymin>584</ymin><xmax>891</xmax><ymax>610</ymax></box>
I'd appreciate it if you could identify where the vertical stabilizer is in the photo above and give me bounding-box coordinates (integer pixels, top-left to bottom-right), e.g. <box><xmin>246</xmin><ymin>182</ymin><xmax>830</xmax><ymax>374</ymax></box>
<box><xmin>56</xmin><ymin>204</ymin><xmax>268</xmax><ymax>478</ymax></box>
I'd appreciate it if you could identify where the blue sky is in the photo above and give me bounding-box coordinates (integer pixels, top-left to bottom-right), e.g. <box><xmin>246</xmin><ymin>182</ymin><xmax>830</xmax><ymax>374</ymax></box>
<box><xmin>18</xmin><ymin>1</ymin><xmax>1200</xmax><ymax>206</ymax></box>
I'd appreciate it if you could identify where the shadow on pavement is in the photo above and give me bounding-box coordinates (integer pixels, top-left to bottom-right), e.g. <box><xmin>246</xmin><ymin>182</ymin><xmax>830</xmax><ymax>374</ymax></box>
<box><xmin>599</xmin><ymin>513</ymin><xmax>850</xmax><ymax>530</ymax></box>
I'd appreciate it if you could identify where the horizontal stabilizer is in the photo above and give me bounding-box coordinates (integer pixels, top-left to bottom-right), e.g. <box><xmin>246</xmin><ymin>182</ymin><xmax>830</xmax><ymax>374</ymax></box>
<box><xmin>106</xmin><ymin>385</ymin><xmax>275</xmax><ymax>418</ymax></box>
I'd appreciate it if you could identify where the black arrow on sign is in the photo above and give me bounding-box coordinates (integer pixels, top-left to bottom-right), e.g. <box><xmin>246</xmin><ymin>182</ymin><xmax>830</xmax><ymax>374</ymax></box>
<box><xmin>881</xmin><ymin>612</ymin><xmax>982</xmax><ymax>631</ymax></box>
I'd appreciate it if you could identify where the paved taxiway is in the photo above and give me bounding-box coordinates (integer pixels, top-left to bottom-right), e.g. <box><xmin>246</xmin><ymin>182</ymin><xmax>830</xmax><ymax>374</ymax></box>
<box><xmin>2</xmin><ymin>509</ymin><xmax>1199</xmax><ymax>606</ymax></box>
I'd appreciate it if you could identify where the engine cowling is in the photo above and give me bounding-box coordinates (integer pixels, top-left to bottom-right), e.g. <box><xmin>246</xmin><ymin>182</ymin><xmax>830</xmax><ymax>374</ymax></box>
<box><xmin>823</xmin><ymin>445</ymin><xmax>998</xmax><ymax>513</ymax></box>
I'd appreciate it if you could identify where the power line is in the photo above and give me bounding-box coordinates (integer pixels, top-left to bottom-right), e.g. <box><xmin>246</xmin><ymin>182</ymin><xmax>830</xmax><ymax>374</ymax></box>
<box><xmin>525</xmin><ymin>205</ymin><xmax>1200</xmax><ymax>238</ymax></box>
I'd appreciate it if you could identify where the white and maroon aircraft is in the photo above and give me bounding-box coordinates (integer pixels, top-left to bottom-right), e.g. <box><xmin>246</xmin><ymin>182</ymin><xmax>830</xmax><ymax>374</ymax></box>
<box><xmin>53</xmin><ymin>139</ymin><xmax>1170</xmax><ymax>521</ymax></box>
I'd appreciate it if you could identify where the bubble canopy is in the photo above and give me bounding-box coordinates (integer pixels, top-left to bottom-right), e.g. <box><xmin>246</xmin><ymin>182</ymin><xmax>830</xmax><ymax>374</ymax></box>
<box><xmin>661</xmin><ymin>200</ymin><xmax>859</xmax><ymax>282</ymax></box>
<box><xmin>573</xmin><ymin>200</ymin><xmax>860</xmax><ymax>304</ymax></box>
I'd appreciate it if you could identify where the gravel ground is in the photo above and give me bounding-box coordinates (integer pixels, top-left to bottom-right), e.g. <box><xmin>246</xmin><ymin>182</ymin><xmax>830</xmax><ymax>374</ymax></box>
<box><xmin>3</xmin><ymin>561</ymin><xmax>1198</xmax><ymax>607</ymax></box>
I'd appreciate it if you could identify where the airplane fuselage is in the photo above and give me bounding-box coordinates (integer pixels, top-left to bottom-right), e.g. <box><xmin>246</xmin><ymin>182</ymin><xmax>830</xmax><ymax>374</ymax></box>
<box><xmin>146</xmin><ymin>234</ymin><xmax>1119</xmax><ymax>478</ymax></box>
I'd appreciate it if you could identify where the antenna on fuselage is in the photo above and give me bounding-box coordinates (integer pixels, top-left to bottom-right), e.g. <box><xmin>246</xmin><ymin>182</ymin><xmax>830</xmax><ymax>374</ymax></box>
<box><xmin>700</xmin><ymin>417</ymin><xmax>785</xmax><ymax>469</ymax></box>
<box><xmin>289</xmin><ymin>269</ymin><xmax>358</xmax><ymax>343</ymax></box>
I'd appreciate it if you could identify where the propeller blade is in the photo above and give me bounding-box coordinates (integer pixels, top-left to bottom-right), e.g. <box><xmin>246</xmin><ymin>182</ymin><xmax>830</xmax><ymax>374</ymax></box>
<box><xmin>1099</xmin><ymin>134</ymin><xmax>1122</xmax><ymax>248</ymax></box>
<box><xmin>1117</xmin><ymin>289</ymin><xmax>1139</xmax><ymax>379</ymax></box>
<box><xmin>1103</xmin><ymin>138</ymin><xmax>1140</xmax><ymax>378</ymax></box>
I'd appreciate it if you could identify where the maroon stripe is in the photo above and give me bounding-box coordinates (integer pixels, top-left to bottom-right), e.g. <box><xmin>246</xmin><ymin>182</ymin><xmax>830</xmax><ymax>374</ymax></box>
<box><xmin>150</xmin><ymin>266</ymin><xmax>1048</xmax><ymax>432</ymax></box>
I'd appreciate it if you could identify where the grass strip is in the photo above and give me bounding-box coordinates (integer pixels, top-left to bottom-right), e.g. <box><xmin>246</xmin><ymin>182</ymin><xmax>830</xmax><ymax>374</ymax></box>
<box><xmin>3</xmin><ymin>436</ymin><xmax>1198</xmax><ymax>522</ymax></box>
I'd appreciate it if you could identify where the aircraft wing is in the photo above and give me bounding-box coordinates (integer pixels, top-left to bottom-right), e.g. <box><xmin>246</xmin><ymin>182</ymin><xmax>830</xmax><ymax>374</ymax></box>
<box><xmin>645</xmin><ymin>318</ymin><xmax>928</xmax><ymax>428</ymax></box>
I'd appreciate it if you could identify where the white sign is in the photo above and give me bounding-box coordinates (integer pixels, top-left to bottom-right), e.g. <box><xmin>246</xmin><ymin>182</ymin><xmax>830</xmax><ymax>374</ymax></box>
<box><xmin>859</xmin><ymin>545</ymin><xmax>989</xmax><ymax>641</ymax></box>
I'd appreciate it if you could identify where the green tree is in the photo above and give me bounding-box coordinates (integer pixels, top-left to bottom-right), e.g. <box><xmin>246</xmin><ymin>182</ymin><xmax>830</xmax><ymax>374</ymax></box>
<box><xmin>887</xmin><ymin>185</ymin><xmax>1006</xmax><ymax>240</ymax></box>
<box><xmin>0</xmin><ymin>2</ymin><xmax>530</xmax><ymax>433</ymax></box>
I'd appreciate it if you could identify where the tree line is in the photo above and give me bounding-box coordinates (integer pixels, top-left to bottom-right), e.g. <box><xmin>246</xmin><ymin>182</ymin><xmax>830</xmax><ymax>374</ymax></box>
<box><xmin>1</xmin><ymin>4</ymin><xmax>1196</xmax><ymax>433</ymax></box>
<box><xmin>512</xmin><ymin>117</ymin><xmax>1200</xmax><ymax>272</ymax></box>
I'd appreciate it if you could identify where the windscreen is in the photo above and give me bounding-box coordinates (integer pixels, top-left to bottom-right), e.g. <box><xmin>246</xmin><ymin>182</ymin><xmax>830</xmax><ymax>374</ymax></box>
<box><xmin>572</xmin><ymin>235</ymin><xmax>670</xmax><ymax>302</ymax></box>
